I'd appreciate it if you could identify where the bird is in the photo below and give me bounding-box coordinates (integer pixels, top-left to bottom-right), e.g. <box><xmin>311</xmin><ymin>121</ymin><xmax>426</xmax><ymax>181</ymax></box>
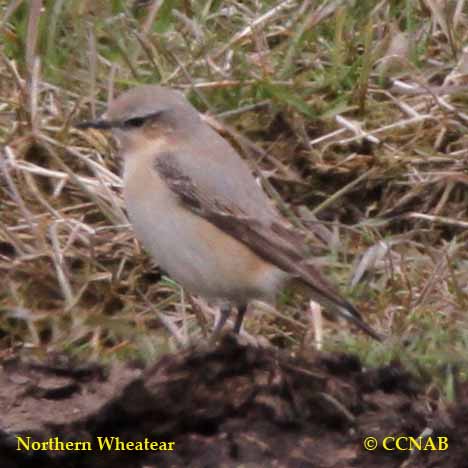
<box><xmin>77</xmin><ymin>85</ymin><xmax>382</xmax><ymax>342</ymax></box>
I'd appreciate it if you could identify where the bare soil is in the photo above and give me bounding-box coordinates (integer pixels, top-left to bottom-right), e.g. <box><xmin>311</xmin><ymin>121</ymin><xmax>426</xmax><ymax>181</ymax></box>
<box><xmin>1</xmin><ymin>335</ymin><xmax>466</xmax><ymax>468</ymax></box>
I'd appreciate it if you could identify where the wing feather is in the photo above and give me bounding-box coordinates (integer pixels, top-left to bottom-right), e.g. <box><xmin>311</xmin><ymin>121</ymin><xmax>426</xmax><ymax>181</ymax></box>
<box><xmin>154</xmin><ymin>157</ymin><xmax>382</xmax><ymax>341</ymax></box>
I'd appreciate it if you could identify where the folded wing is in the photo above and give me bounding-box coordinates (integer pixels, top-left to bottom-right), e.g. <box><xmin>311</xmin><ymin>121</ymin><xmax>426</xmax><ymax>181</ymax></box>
<box><xmin>154</xmin><ymin>157</ymin><xmax>382</xmax><ymax>341</ymax></box>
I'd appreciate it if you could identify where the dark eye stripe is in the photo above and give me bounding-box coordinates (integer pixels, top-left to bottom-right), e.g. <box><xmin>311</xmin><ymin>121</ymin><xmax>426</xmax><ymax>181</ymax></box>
<box><xmin>122</xmin><ymin>116</ymin><xmax>146</xmax><ymax>128</ymax></box>
<box><xmin>120</xmin><ymin>109</ymin><xmax>168</xmax><ymax>130</ymax></box>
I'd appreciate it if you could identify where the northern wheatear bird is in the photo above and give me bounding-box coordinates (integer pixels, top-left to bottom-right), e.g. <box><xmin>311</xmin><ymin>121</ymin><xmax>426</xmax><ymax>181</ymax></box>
<box><xmin>78</xmin><ymin>85</ymin><xmax>381</xmax><ymax>341</ymax></box>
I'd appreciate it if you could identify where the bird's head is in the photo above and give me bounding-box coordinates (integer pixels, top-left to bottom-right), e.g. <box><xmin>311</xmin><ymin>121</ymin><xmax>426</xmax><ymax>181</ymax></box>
<box><xmin>77</xmin><ymin>85</ymin><xmax>201</xmax><ymax>151</ymax></box>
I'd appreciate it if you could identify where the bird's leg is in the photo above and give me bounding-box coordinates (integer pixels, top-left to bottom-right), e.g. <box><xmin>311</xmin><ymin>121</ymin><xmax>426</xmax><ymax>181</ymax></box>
<box><xmin>211</xmin><ymin>304</ymin><xmax>231</xmax><ymax>340</ymax></box>
<box><xmin>233</xmin><ymin>304</ymin><xmax>248</xmax><ymax>334</ymax></box>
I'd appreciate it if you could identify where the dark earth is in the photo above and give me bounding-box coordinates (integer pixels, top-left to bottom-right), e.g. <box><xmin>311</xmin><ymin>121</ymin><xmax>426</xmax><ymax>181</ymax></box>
<box><xmin>1</xmin><ymin>335</ymin><xmax>467</xmax><ymax>468</ymax></box>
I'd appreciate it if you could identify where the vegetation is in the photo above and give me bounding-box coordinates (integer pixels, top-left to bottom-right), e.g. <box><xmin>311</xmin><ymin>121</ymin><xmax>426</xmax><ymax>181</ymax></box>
<box><xmin>1</xmin><ymin>0</ymin><xmax>467</xmax><ymax>399</ymax></box>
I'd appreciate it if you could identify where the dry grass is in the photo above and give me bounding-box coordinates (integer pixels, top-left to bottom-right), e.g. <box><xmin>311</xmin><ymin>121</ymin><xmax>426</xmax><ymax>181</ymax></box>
<box><xmin>1</xmin><ymin>0</ymin><xmax>468</xmax><ymax>395</ymax></box>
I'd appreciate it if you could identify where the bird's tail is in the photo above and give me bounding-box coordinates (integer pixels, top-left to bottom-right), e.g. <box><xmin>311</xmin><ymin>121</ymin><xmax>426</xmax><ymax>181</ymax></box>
<box><xmin>293</xmin><ymin>265</ymin><xmax>383</xmax><ymax>342</ymax></box>
<box><xmin>332</xmin><ymin>300</ymin><xmax>383</xmax><ymax>342</ymax></box>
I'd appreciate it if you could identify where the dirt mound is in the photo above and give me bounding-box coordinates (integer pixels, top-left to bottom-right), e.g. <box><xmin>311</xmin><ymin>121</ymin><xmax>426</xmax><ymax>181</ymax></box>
<box><xmin>1</xmin><ymin>335</ymin><xmax>466</xmax><ymax>467</ymax></box>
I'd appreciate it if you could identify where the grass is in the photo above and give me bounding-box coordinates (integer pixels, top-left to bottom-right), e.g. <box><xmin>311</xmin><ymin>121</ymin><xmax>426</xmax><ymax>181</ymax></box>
<box><xmin>1</xmin><ymin>0</ymin><xmax>468</xmax><ymax>397</ymax></box>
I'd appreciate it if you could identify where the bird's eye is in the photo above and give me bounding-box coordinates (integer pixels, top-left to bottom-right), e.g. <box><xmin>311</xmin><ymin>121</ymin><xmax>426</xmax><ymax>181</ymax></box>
<box><xmin>122</xmin><ymin>116</ymin><xmax>146</xmax><ymax>129</ymax></box>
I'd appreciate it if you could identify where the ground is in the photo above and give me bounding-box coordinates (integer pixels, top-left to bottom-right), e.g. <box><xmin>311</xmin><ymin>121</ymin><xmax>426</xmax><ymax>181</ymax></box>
<box><xmin>1</xmin><ymin>335</ymin><xmax>467</xmax><ymax>468</ymax></box>
<box><xmin>1</xmin><ymin>2</ymin><xmax>468</xmax><ymax>467</ymax></box>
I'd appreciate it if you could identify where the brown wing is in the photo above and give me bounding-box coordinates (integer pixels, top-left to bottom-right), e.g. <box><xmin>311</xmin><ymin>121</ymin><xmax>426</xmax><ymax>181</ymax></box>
<box><xmin>154</xmin><ymin>157</ymin><xmax>382</xmax><ymax>341</ymax></box>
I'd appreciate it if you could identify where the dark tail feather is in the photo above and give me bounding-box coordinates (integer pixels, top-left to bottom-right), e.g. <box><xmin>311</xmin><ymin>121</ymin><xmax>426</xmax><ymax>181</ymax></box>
<box><xmin>333</xmin><ymin>300</ymin><xmax>383</xmax><ymax>342</ymax></box>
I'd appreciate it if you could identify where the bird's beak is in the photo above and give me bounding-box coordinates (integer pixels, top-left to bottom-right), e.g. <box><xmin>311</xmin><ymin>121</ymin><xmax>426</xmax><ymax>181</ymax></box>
<box><xmin>75</xmin><ymin>119</ymin><xmax>115</xmax><ymax>130</ymax></box>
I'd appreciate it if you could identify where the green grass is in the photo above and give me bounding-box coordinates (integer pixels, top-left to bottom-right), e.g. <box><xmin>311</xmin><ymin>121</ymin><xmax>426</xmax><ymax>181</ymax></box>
<box><xmin>1</xmin><ymin>0</ymin><xmax>468</xmax><ymax>399</ymax></box>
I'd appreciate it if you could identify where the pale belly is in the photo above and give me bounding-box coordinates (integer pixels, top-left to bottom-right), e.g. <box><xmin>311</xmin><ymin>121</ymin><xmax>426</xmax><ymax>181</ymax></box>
<box><xmin>124</xmin><ymin>185</ymin><xmax>286</xmax><ymax>305</ymax></box>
